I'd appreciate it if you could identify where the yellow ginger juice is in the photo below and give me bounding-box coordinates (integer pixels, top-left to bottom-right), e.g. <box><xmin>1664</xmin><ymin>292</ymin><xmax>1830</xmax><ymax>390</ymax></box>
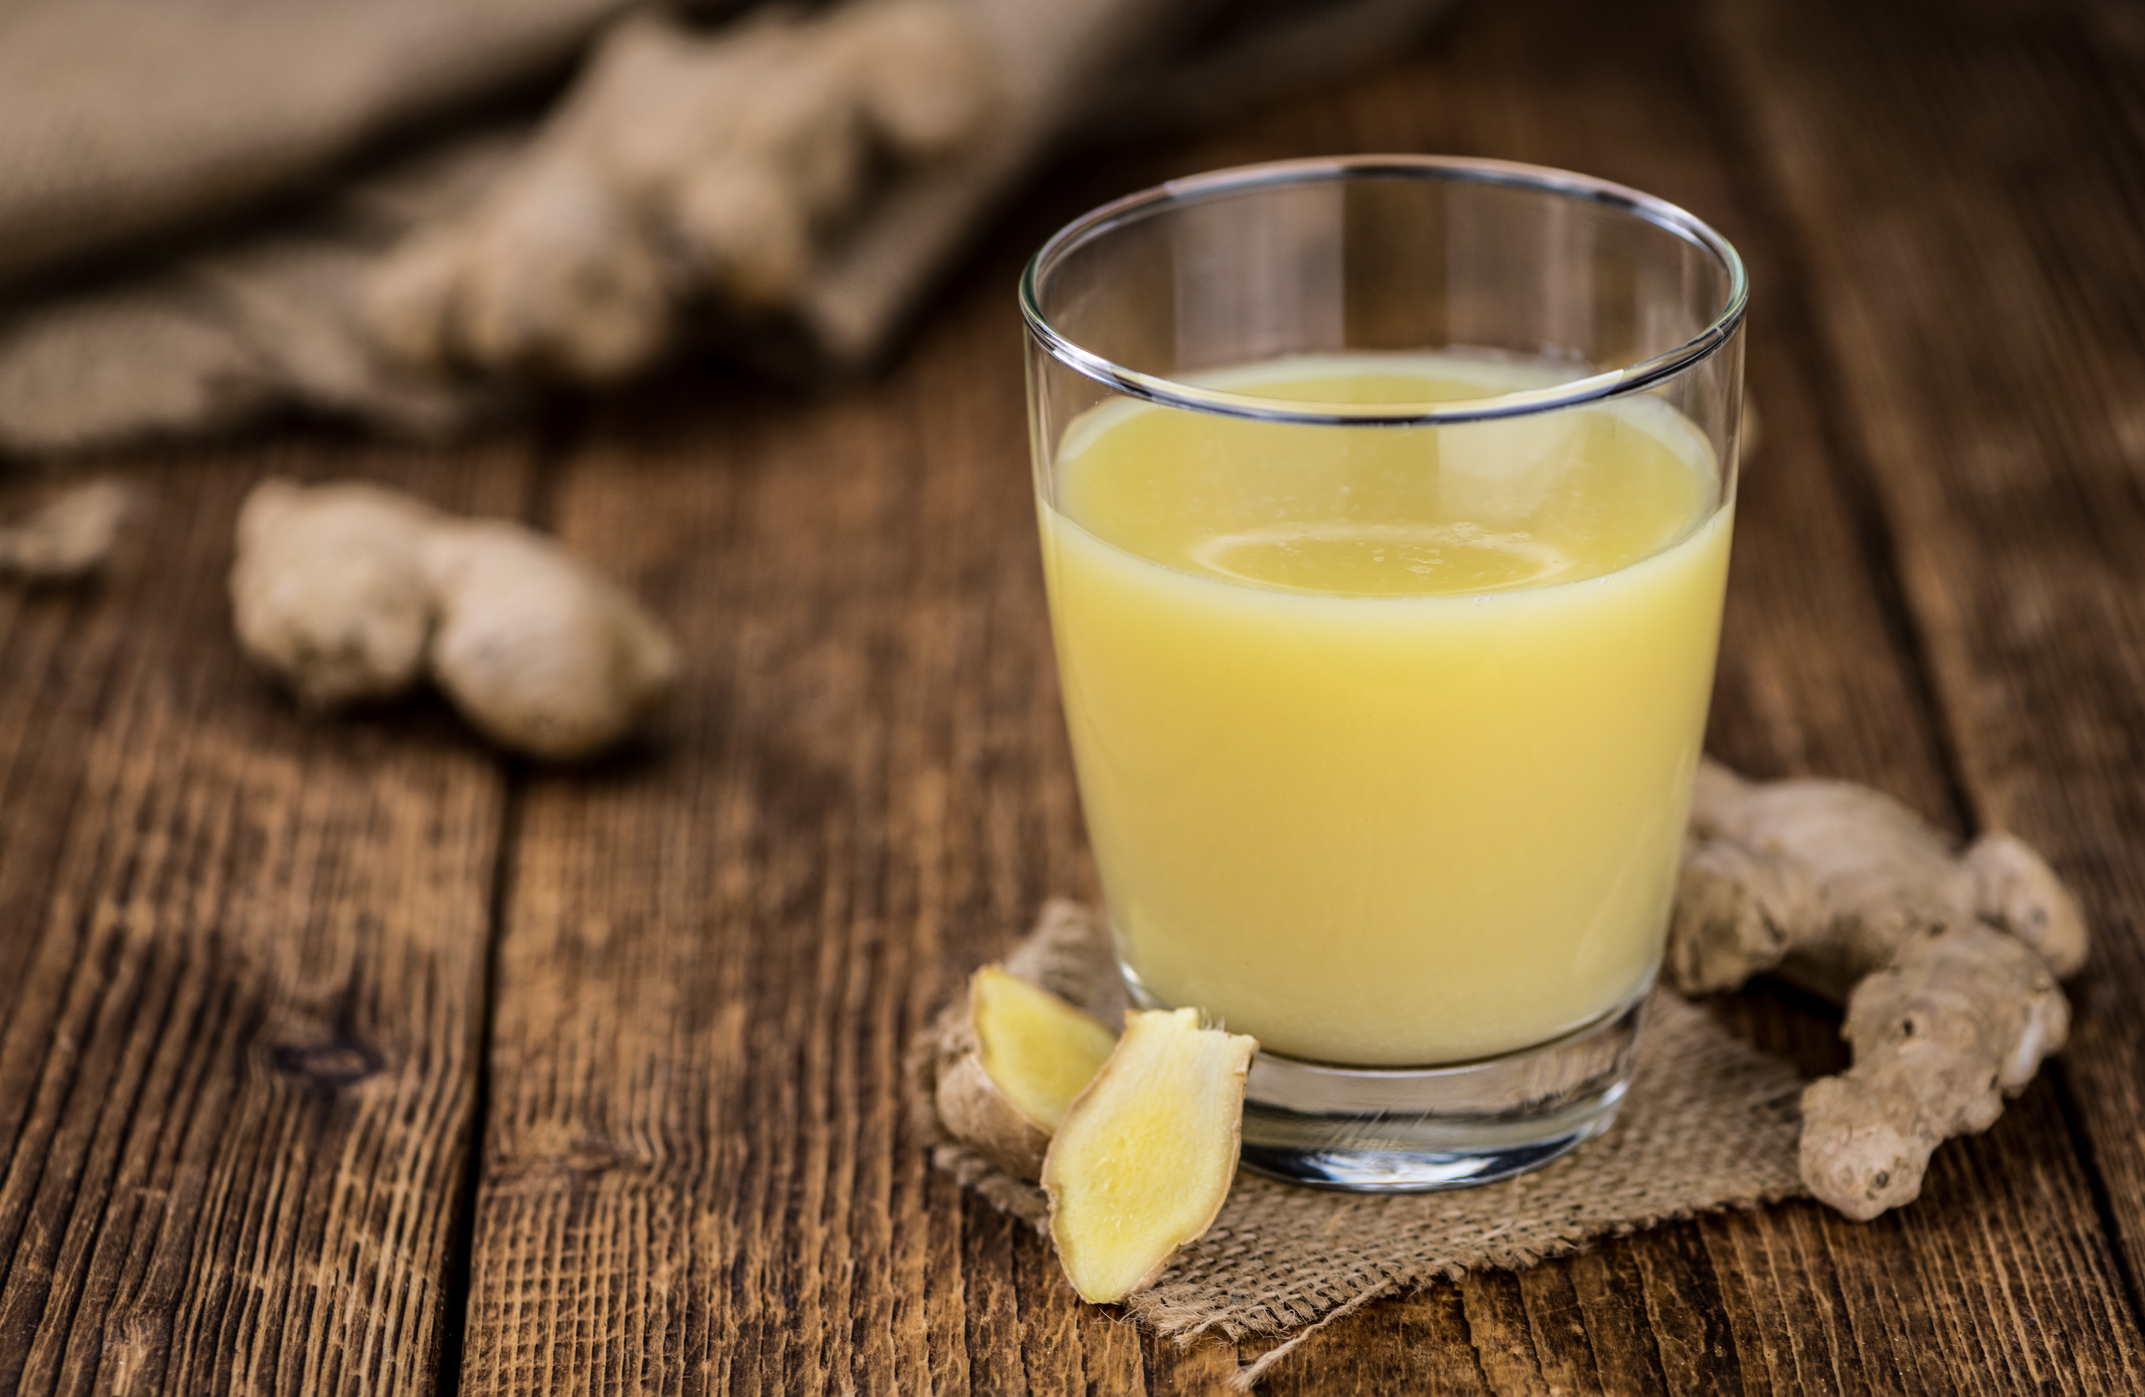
<box><xmin>1039</xmin><ymin>354</ymin><xmax>1732</xmax><ymax>1066</ymax></box>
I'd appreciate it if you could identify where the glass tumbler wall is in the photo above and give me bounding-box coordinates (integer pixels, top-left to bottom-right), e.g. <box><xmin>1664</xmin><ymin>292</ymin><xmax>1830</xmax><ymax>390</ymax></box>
<box><xmin>1023</xmin><ymin>158</ymin><xmax>1747</xmax><ymax>1190</ymax></box>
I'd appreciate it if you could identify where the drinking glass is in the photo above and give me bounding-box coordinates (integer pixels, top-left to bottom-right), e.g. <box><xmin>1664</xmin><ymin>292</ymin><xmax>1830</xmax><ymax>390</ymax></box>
<box><xmin>1022</xmin><ymin>156</ymin><xmax>1746</xmax><ymax>1190</ymax></box>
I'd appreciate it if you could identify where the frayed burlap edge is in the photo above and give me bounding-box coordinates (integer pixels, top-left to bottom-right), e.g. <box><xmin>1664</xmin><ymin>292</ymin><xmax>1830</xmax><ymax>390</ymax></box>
<box><xmin>906</xmin><ymin>900</ymin><xmax>1809</xmax><ymax>1391</ymax></box>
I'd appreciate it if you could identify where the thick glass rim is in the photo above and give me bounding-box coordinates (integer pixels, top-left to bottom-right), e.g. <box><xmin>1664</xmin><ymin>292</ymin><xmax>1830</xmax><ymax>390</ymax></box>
<box><xmin>1019</xmin><ymin>155</ymin><xmax>1749</xmax><ymax>426</ymax></box>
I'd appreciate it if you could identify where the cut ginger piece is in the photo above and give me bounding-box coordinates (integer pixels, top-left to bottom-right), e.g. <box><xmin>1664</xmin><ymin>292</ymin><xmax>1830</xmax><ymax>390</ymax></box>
<box><xmin>1042</xmin><ymin>1008</ymin><xmax>1257</xmax><ymax>1304</ymax></box>
<box><xmin>936</xmin><ymin>966</ymin><xmax>1117</xmax><ymax>1180</ymax></box>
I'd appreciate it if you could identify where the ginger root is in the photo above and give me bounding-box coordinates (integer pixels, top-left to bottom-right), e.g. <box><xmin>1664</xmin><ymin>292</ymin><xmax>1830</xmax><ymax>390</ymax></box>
<box><xmin>0</xmin><ymin>479</ymin><xmax>132</xmax><ymax>581</ymax></box>
<box><xmin>936</xmin><ymin>966</ymin><xmax>1119</xmax><ymax>1181</ymax></box>
<box><xmin>364</xmin><ymin>0</ymin><xmax>997</xmax><ymax>382</ymax></box>
<box><xmin>1668</xmin><ymin>759</ymin><xmax>2088</xmax><ymax>1220</ymax></box>
<box><xmin>1042</xmin><ymin>1008</ymin><xmax>1256</xmax><ymax>1304</ymax></box>
<box><xmin>230</xmin><ymin>478</ymin><xmax>678</xmax><ymax>760</ymax></box>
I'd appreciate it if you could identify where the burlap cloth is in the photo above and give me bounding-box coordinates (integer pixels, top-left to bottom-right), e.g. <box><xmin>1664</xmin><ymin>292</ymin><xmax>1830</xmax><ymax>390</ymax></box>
<box><xmin>0</xmin><ymin>0</ymin><xmax>1452</xmax><ymax>462</ymax></box>
<box><xmin>907</xmin><ymin>900</ymin><xmax>1807</xmax><ymax>1389</ymax></box>
<box><xmin>0</xmin><ymin>0</ymin><xmax>625</xmax><ymax>457</ymax></box>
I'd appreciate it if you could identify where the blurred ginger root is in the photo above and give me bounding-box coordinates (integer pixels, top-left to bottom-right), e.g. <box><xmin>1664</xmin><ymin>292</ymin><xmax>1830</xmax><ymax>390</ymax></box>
<box><xmin>231</xmin><ymin>478</ymin><xmax>678</xmax><ymax>760</ymax></box>
<box><xmin>364</xmin><ymin>0</ymin><xmax>998</xmax><ymax>382</ymax></box>
<box><xmin>0</xmin><ymin>479</ymin><xmax>133</xmax><ymax>581</ymax></box>
<box><xmin>1667</xmin><ymin>759</ymin><xmax>2087</xmax><ymax>1221</ymax></box>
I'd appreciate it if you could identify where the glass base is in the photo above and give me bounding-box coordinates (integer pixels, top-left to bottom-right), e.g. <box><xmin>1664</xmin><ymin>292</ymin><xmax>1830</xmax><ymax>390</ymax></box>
<box><xmin>1126</xmin><ymin>965</ymin><xmax>1649</xmax><ymax>1192</ymax></box>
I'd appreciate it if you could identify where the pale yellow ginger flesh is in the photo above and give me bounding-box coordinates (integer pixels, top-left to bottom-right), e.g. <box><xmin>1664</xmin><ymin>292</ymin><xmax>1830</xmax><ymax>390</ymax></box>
<box><xmin>1668</xmin><ymin>758</ymin><xmax>2088</xmax><ymax>1220</ymax></box>
<box><xmin>935</xmin><ymin>966</ymin><xmax>1116</xmax><ymax>1180</ymax></box>
<box><xmin>1042</xmin><ymin>1008</ymin><xmax>1256</xmax><ymax>1304</ymax></box>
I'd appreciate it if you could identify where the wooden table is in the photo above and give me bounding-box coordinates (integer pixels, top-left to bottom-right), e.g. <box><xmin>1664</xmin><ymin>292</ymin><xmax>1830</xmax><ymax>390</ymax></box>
<box><xmin>4</xmin><ymin>0</ymin><xmax>2144</xmax><ymax>1389</ymax></box>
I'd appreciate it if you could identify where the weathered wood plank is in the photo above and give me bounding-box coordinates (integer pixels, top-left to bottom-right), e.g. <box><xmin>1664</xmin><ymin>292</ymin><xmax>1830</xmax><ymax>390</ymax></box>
<box><xmin>5</xmin><ymin>0</ymin><xmax>2137</xmax><ymax>1391</ymax></box>
<box><xmin>1254</xmin><ymin>1284</ymin><xmax>1488</xmax><ymax>1397</ymax></box>
<box><xmin>0</xmin><ymin>443</ymin><xmax>528</xmax><ymax>1395</ymax></box>
<box><xmin>457</xmin><ymin>291</ymin><xmax>1122</xmax><ymax>1396</ymax></box>
<box><xmin>1707</xmin><ymin>0</ymin><xmax>2145</xmax><ymax>1324</ymax></box>
<box><xmin>453</xmin><ymin>0</ymin><xmax>2145</xmax><ymax>1390</ymax></box>
<box><xmin>1101</xmin><ymin>0</ymin><xmax>2145</xmax><ymax>1386</ymax></box>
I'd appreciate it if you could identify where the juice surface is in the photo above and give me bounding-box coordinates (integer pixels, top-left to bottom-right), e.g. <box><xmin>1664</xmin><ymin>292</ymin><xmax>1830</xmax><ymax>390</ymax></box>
<box><xmin>1040</xmin><ymin>353</ymin><xmax>1732</xmax><ymax>1065</ymax></box>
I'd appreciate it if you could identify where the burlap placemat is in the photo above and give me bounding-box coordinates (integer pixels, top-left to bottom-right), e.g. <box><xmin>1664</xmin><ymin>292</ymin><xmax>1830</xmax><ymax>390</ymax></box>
<box><xmin>906</xmin><ymin>900</ymin><xmax>1808</xmax><ymax>1389</ymax></box>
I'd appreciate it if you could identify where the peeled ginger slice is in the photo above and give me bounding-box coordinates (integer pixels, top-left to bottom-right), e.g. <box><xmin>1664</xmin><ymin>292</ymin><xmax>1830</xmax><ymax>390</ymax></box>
<box><xmin>1042</xmin><ymin>1008</ymin><xmax>1257</xmax><ymax>1304</ymax></box>
<box><xmin>977</xmin><ymin>967</ymin><xmax>1119</xmax><ymax>1127</ymax></box>
<box><xmin>937</xmin><ymin>966</ymin><xmax>1118</xmax><ymax>1179</ymax></box>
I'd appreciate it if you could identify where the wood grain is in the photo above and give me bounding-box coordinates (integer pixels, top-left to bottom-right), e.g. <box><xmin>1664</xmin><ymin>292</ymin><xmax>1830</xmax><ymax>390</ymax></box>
<box><xmin>456</xmin><ymin>308</ymin><xmax>1111</xmax><ymax>1395</ymax></box>
<box><xmin>446</xmin><ymin>0</ymin><xmax>2145</xmax><ymax>1388</ymax></box>
<box><xmin>1707</xmin><ymin>0</ymin><xmax>2145</xmax><ymax>1319</ymax></box>
<box><xmin>0</xmin><ymin>443</ymin><xmax>528</xmax><ymax>1395</ymax></box>
<box><xmin>4</xmin><ymin>0</ymin><xmax>2145</xmax><ymax>1390</ymax></box>
<box><xmin>1061</xmin><ymin>0</ymin><xmax>2145</xmax><ymax>1385</ymax></box>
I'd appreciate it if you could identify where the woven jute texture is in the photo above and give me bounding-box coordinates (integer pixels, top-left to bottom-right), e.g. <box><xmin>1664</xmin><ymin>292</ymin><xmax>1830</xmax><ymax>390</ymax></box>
<box><xmin>907</xmin><ymin>900</ymin><xmax>1809</xmax><ymax>1389</ymax></box>
<box><xmin>0</xmin><ymin>0</ymin><xmax>1453</xmax><ymax>462</ymax></box>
